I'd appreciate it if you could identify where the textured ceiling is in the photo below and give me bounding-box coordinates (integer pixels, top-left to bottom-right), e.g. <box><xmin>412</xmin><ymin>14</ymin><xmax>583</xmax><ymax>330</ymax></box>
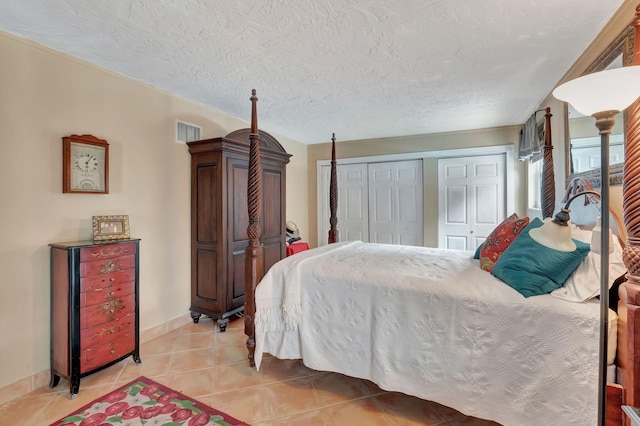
<box><xmin>0</xmin><ymin>0</ymin><xmax>625</xmax><ymax>144</ymax></box>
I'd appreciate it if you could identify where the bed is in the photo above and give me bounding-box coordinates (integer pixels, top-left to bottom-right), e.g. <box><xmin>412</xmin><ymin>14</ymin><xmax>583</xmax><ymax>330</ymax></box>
<box><xmin>240</xmin><ymin>13</ymin><xmax>640</xmax><ymax>426</ymax></box>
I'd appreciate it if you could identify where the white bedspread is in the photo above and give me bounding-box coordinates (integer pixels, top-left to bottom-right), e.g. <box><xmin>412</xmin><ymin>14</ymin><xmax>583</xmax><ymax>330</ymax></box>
<box><xmin>255</xmin><ymin>241</ymin><xmax>601</xmax><ymax>426</ymax></box>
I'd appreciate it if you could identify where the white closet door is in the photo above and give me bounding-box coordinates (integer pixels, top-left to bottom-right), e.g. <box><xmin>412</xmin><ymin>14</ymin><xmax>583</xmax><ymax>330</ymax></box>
<box><xmin>368</xmin><ymin>160</ymin><xmax>423</xmax><ymax>246</ymax></box>
<box><xmin>438</xmin><ymin>155</ymin><xmax>506</xmax><ymax>250</ymax></box>
<box><xmin>319</xmin><ymin>163</ymin><xmax>368</xmax><ymax>245</ymax></box>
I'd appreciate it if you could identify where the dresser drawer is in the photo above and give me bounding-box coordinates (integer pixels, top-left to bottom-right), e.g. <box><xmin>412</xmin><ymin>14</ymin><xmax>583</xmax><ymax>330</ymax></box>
<box><xmin>80</xmin><ymin>313</ymin><xmax>135</xmax><ymax>350</ymax></box>
<box><xmin>80</xmin><ymin>268</ymin><xmax>135</xmax><ymax>292</ymax></box>
<box><xmin>80</xmin><ymin>242</ymin><xmax>136</xmax><ymax>263</ymax></box>
<box><xmin>80</xmin><ymin>255</ymin><xmax>135</xmax><ymax>278</ymax></box>
<box><xmin>80</xmin><ymin>334</ymin><xmax>135</xmax><ymax>374</ymax></box>
<box><xmin>81</xmin><ymin>281</ymin><xmax>134</xmax><ymax>307</ymax></box>
<box><xmin>81</xmin><ymin>293</ymin><xmax>135</xmax><ymax>329</ymax></box>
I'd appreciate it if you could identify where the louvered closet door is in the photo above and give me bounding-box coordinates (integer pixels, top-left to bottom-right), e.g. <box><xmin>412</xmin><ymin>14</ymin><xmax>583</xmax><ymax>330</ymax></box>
<box><xmin>437</xmin><ymin>154</ymin><xmax>506</xmax><ymax>250</ymax></box>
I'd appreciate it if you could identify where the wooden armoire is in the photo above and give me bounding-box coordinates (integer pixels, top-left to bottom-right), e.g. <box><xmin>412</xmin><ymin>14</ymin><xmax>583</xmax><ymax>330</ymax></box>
<box><xmin>187</xmin><ymin>129</ymin><xmax>290</xmax><ymax>331</ymax></box>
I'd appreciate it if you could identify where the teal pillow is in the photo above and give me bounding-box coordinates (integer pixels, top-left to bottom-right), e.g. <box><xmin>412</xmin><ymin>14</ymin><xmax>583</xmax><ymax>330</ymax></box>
<box><xmin>491</xmin><ymin>218</ymin><xmax>590</xmax><ymax>297</ymax></box>
<box><xmin>473</xmin><ymin>244</ymin><xmax>482</xmax><ymax>259</ymax></box>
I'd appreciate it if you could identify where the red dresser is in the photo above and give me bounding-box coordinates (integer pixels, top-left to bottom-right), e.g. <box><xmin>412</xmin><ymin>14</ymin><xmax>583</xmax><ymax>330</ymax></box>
<box><xmin>49</xmin><ymin>239</ymin><xmax>141</xmax><ymax>398</ymax></box>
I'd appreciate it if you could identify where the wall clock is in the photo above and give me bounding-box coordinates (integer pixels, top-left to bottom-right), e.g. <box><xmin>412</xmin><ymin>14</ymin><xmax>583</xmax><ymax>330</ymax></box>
<box><xmin>62</xmin><ymin>134</ymin><xmax>109</xmax><ymax>194</ymax></box>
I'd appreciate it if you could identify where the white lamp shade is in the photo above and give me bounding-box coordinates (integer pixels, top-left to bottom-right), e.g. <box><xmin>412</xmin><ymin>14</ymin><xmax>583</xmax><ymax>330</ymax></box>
<box><xmin>553</xmin><ymin>65</ymin><xmax>640</xmax><ymax>116</ymax></box>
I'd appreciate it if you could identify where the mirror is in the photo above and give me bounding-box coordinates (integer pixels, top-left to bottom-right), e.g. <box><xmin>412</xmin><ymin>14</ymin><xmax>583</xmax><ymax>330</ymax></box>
<box><xmin>565</xmin><ymin>25</ymin><xmax>635</xmax><ymax>187</ymax></box>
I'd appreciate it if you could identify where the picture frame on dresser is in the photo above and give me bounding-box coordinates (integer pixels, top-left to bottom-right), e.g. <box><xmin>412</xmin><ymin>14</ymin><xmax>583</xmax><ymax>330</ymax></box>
<box><xmin>92</xmin><ymin>215</ymin><xmax>130</xmax><ymax>241</ymax></box>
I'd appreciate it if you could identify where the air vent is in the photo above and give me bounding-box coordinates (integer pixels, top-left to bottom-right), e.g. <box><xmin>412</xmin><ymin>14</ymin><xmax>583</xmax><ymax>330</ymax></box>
<box><xmin>176</xmin><ymin>121</ymin><xmax>201</xmax><ymax>143</ymax></box>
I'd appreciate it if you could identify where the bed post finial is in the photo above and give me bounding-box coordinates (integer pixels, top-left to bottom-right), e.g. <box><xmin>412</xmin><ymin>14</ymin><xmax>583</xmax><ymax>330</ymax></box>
<box><xmin>245</xmin><ymin>89</ymin><xmax>263</xmax><ymax>367</ymax></box>
<box><xmin>328</xmin><ymin>133</ymin><xmax>339</xmax><ymax>244</ymax></box>
<box><xmin>541</xmin><ymin>107</ymin><xmax>555</xmax><ymax>219</ymax></box>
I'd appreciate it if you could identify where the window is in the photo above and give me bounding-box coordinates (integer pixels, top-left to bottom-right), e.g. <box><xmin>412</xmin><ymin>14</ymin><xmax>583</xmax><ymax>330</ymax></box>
<box><xmin>527</xmin><ymin>158</ymin><xmax>543</xmax><ymax>210</ymax></box>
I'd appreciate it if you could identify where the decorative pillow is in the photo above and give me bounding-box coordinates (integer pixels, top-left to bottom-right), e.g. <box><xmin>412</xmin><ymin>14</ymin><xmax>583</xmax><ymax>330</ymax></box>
<box><xmin>479</xmin><ymin>213</ymin><xmax>530</xmax><ymax>272</ymax></box>
<box><xmin>491</xmin><ymin>218</ymin><xmax>591</xmax><ymax>297</ymax></box>
<box><xmin>550</xmin><ymin>226</ymin><xmax>627</xmax><ymax>302</ymax></box>
<box><xmin>473</xmin><ymin>245</ymin><xmax>482</xmax><ymax>259</ymax></box>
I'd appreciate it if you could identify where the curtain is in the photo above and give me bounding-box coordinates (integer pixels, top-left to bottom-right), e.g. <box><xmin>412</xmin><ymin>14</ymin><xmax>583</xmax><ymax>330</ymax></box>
<box><xmin>518</xmin><ymin>112</ymin><xmax>544</xmax><ymax>162</ymax></box>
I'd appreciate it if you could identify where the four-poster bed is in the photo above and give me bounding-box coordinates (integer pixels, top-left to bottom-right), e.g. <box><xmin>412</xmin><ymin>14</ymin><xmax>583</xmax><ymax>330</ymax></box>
<box><xmin>241</xmin><ymin>8</ymin><xmax>640</xmax><ymax>425</ymax></box>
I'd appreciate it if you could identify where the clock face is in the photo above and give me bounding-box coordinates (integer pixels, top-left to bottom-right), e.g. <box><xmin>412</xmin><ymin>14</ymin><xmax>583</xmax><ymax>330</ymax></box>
<box><xmin>69</xmin><ymin>142</ymin><xmax>106</xmax><ymax>191</ymax></box>
<box><xmin>74</xmin><ymin>152</ymin><xmax>99</xmax><ymax>173</ymax></box>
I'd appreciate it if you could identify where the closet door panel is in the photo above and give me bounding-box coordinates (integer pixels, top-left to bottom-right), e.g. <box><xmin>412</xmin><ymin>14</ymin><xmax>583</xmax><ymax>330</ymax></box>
<box><xmin>368</xmin><ymin>160</ymin><xmax>423</xmax><ymax>246</ymax></box>
<box><xmin>438</xmin><ymin>154</ymin><xmax>505</xmax><ymax>250</ymax></box>
<box><xmin>318</xmin><ymin>163</ymin><xmax>368</xmax><ymax>245</ymax></box>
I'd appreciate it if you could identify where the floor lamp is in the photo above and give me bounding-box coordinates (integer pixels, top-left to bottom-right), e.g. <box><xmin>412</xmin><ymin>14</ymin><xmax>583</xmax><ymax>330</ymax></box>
<box><xmin>553</xmin><ymin>65</ymin><xmax>640</xmax><ymax>426</ymax></box>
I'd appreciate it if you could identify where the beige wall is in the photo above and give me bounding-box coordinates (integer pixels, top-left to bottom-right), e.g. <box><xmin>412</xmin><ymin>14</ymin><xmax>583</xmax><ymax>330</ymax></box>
<box><xmin>0</xmin><ymin>31</ymin><xmax>307</xmax><ymax>392</ymax></box>
<box><xmin>307</xmin><ymin>127</ymin><xmax>527</xmax><ymax>248</ymax></box>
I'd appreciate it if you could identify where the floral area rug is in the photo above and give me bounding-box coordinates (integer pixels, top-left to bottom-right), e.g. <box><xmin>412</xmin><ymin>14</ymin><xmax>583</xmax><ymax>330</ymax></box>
<box><xmin>49</xmin><ymin>376</ymin><xmax>249</xmax><ymax>426</ymax></box>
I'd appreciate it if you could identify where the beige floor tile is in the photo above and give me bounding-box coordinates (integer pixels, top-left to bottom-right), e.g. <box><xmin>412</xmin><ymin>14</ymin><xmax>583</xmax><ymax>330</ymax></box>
<box><xmin>74</xmin><ymin>360</ymin><xmax>126</xmax><ymax>389</ymax></box>
<box><xmin>164</xmin><ymin>368</ymin><xmax>216</xmax><ymax>398</ymax></box>
<box><xmin>271</xmin><ymin>408</ymin><xmax>335</xmax><ymax>425</ymax></box>
<box><xmin>216</xmin><ymin>327</ymin><xmax>249</xmax><ymax>346</ymax></box>
<box><xmin>210</xmin><ymin>386</ymin><xmax>272</xmax><ymax>424</ymax></box>
<box><xmin>182</xmin><ymin>319</ymin><xmax>215</xmax><ymax>331</ymax></box>
<box><xmin>140</xmin><ymin>333</ymin><xmax>181</xmax><ymax>355</ymax></box>
<box><xmin>26</xmin><ymin>377</ymin><xmax>72</xmax><ymax>398</ymax></box>
<box><xmin>215</xmin><ymin>342</ymin><xmax>251</xmax><ymax>366</ymax></box>
<box><xmin>0</xmin><ymin>393</ymin><xmax>54</xmax><ymax>425</ymax></box>
<box><xmin>262</xmin><ymin>377</ymin><xmax>325</xmax><ymax>419</ymax></box>
<box><xmin>309</xmin><ymin>372</ymin><xmax>379</xmax><ymax>407</ymax></box>
<box><xmin>118</xmin><ymin>353</ymin><xmax>172</xmax><ymax>382</ymax></box>
<box><xmin>213</xmin><ymin>362</ymin><xmax>264</xmax><ymax>393</ymax></box>
<box><xmin>259</xmin><ymin>358</ymin><xmax>312</xmax><ymax>384</ymax></box>
<box><xmin>323</xmin><ymin>397</ymin><xmax>393</xmax><ymax>425</ymax></box>
<box><xmin>170</xmin><ymin>346</ymin><xmax>217</xmax><ymax>373</ymax></box>
<box><xmin>179</xmin><ymin>330</ymin><xmax>217</xmax><ymax>350</ymax></box>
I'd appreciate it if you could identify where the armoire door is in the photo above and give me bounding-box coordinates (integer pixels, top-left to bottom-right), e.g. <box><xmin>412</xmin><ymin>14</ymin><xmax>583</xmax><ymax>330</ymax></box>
<box><xmin>437</xmin><ymin>154</ymin><xmax>506</xmax><ymax>250</ymax></box>
<box><xmin>229</xmin><ymin>156</ymin><xmax>286</xmax><ymax>310</ymax></box>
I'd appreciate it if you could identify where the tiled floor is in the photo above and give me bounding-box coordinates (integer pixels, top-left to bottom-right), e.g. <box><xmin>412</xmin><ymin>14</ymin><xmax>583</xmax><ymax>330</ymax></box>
<box><xmin>0</xmin><ymin>316</ymin><xmax>499</xmax><ymax>425</ymax></box>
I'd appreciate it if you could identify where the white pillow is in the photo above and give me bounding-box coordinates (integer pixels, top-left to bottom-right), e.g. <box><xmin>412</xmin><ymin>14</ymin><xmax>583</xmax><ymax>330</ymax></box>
<box><xmin>550</xmin><ymin>226</ymin><xmax>626</xmax><ymax>302</ymax></box>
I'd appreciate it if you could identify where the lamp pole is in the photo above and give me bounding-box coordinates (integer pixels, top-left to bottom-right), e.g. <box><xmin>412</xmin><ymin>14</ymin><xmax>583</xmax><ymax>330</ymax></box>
<box><xmin>593</xmin><ymin>109</ymin><xmax>617</xmax><ymax>426</ymax></box>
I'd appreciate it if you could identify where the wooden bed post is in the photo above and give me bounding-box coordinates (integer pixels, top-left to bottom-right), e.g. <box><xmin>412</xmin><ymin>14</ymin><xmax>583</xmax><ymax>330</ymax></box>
<box><xmin>620</xmin><ymin>4</ymin><xmax>640</xmax><ymax>416</ymax></box>
<box><xmin>541</xmin><ymin>107</ymin><xmax>555</xmax><ymax>219</ymax></box>
<box><xmin>621</xmin><ymin>3</ymin><xmax>640</xmax><ymax>409</ymax></box>
<box><xmin>244</xmin><ymin>89</ymin><xmax>263</xmax><ymax>367</ymax></box>
<box><xmin>328</xmin><ymin>133</ymin><xmax>339</xmax><ymax>244</ymax></box>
